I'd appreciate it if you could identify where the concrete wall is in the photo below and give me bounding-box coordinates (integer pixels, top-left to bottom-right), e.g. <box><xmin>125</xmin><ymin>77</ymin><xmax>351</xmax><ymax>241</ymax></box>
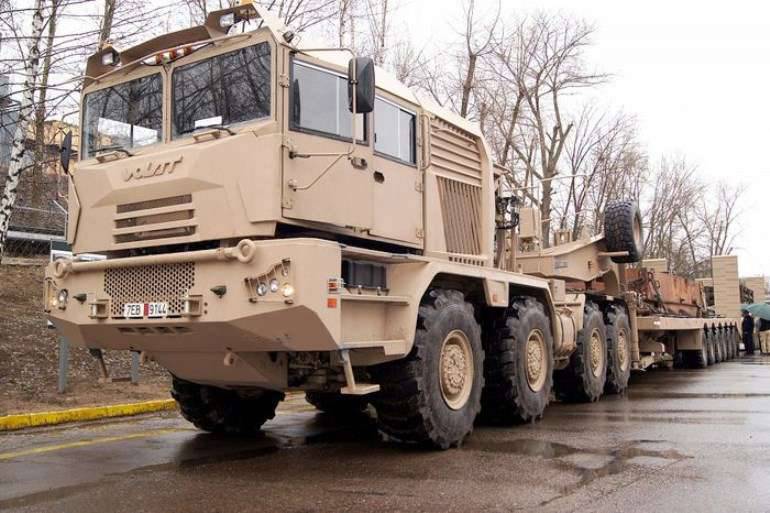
<box><xmin>712</xmin><ymin>255</ymin><xmax>741</xmax><ymax>317</ymax></box>
<box><xmin>743</xmin><ymin>276</ymin><xmax>767</xmax><ymax>304</ymax></box>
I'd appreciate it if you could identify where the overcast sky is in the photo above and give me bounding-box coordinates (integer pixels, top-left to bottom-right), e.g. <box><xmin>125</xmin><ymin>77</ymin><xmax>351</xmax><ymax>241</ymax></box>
<box><xmin>399</xmin><ymin>0</ymin><xmax>769</xmax><ymax>278</ymax></box>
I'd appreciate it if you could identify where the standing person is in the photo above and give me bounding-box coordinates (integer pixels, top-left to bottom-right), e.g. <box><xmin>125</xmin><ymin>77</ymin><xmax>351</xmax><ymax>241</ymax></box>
<box><xmin>759</xmin><ymin>318</ymin><xmax>770</xmax><ymax>354</ymax></box>
<box><xmin>742</xmin><ymin>310</ymin><xmax>755</xmax><ymax>355</ymax></box>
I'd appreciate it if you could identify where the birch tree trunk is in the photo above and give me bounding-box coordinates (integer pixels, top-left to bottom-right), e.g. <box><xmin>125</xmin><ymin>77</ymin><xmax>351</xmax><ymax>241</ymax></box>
<box><xmin>0</xmin><ymin>0</ymin><xmax>46</xmax><ymax>261</ymax></box>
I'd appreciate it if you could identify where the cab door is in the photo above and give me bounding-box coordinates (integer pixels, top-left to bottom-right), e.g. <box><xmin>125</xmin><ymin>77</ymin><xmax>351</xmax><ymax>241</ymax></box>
<box><xmin>282</xmin><ymin>58</ymin><xmax>373</xmax><ymax>231</ymax></box>
<box><xmin>370</xmin><ymin>95</ymin><xmax>423</xmax><ymax>246</ymax></box>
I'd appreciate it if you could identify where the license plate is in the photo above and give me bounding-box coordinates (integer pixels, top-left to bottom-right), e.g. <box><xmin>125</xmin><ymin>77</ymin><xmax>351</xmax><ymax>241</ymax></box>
<box><xmin>123</xmin><ymin>302</ymin><xmax>168</xmax><ymax>319</ymax></box>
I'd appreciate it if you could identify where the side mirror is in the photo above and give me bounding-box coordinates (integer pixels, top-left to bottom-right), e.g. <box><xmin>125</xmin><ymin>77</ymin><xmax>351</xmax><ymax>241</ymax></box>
<box><xmin>348</xmin><ymin>57</ymin><xmax>375</xmax><ymax>114</ymax></box>
<box><xmin>60</xmin><ymin>131</ymin><xmax>73</xmax><ymax>174</ymax></box>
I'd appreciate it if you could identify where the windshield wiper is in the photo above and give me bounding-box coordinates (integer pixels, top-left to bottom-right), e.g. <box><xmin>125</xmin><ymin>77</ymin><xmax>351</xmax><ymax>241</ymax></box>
<box><xmin>95</xmin><ymin>144</ymin><xmax>134</xmax><ymax>157</ymax></box>
<box><xmin>182</xmin><ymin>124</ymin><xmax>235</xmax><ymax>136</ymax></box>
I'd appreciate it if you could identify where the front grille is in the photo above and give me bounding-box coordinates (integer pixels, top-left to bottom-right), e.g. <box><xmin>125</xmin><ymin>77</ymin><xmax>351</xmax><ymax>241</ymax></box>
<box><xmin>104</xmin><ymin>262</ymin><xmax>196</xmax><ymax>317</ymax></box>
<box><xmin>117</xmin><ymin>194</ymin><xmax>192</xmax><ymax>213</ymax></box>
<box><xmin>114</xmin><ymin>195</ymin><xmax>196</xmax><ymax>244</ymax></box>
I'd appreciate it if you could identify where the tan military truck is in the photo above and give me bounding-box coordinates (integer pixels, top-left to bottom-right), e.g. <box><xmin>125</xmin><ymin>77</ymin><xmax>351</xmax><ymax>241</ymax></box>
<box><xmin>45</xmin><ymin>3</ymin><xmax>735</xmax><ymax>449</ymax></box>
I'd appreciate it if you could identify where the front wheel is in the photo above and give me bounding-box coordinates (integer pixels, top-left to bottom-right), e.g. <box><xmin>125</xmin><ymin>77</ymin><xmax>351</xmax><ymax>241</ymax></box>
<box><xmin>370</xmin><ymin>289</ymin><xmax>484</xmax><ymax>449</ymax></box>
<box><xmin>305</xmin><ymin>391</ymin><xmax>369</xmax><ymax>417</ymax></box>
<box><xmin>481</xmin><ymin>298</ymin><xmax>554</xmax><ymax>424</ymax></box>
<box><xmin>171</xmin><ymin>376</ymin><xmax>283</xmax><ymax>435</ymax></box>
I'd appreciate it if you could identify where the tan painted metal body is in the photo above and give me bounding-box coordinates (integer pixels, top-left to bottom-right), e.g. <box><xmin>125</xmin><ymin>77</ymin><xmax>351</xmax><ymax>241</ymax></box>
<box><xmin>44</xmin><ymin>3</ymin><xmax>743</xmax><ymax>396</ymax></box>
<box><xmin>46</xmin><ymin>4</ymin><xmax>561</xmax><ymax>392</ymax></box>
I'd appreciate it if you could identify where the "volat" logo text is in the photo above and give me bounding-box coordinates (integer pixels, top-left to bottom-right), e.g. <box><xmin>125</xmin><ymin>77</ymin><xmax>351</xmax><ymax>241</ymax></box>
<box><xmin>122</xmin><ymin>156</ymin><xmax>183</xmax><ymax>181</ymax></box>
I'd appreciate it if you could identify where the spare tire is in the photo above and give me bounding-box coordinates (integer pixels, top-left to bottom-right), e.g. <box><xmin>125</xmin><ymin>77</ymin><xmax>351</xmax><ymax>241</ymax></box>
<box><xmin>604</xmin><ymin>200</ymin><xmax>643</xmax><ymax>263</ymax></box>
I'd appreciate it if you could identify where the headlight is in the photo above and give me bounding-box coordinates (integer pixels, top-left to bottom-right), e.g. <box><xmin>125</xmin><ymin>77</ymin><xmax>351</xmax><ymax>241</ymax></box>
<box><xmin>281</xmin><ymin>283</ymin><xmax>295</xmax><ymax>298</ymax></box>
<box><xmin>56</xmin><ymin>289</ymin><xmax>68</xmax><ymax>310</ymax></box>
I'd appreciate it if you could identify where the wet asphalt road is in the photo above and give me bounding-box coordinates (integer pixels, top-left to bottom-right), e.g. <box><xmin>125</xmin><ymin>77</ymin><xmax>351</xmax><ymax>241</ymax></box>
<box><xmin>2</xmin><ymin>355</ymin><xmax>770</xmax><ymax>513</ymax></box>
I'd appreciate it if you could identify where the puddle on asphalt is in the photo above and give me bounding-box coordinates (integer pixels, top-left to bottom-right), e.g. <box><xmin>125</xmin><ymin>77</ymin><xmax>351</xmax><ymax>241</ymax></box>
<box><xmin>631</xmin><ymin>392</ymin><xmax>770</xmax><ymax>399</ymax></box>
<box><xmin>469</xmin><ymin>437</ymin><xmax>689</xmax><ymax>507</ymax></box>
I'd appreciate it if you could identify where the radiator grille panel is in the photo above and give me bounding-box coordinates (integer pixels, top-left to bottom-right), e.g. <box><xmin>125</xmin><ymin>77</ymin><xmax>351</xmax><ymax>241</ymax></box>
<box><xmin>436</xmin><ymin>176</ymin><xmax>482</xmax><ymax>256</ymax></box>
<box><xmin>104</xmin><ymin>262</ymin><xmax>195</xmax><ymax>317</ymax></box>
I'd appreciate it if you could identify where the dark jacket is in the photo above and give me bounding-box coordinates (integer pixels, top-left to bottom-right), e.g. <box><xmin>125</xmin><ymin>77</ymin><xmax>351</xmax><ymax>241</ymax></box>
<box><xmin>743</xmin><ymin>315</ymin><xmax>755</xmax><ymax>334</ymax></box>
<box><xmin>759</xmin><ymin>319</ymin><xmax>770</xmax><ymax>332</ymax></box>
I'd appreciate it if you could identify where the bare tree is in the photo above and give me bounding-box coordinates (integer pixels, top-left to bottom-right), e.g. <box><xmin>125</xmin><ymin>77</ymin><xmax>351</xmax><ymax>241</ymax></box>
<box><xmin>0</xmin><ymin>0</ymin><xmax>45</xmax><ymax>260</ymax></box>
<box><xmin>555</xmin><ymin>104</ymin><xmax>644</xmax><ymax>240</ymax></box>
<box><xmin>98</xmin><ymin>0</ymin><xmax>115</xmax><ymax>47</ymax></box>
<box><xmin>699</xmin><ymin>182</ymin><xmax>744</xmax><ymax>257</ymax></box>
<box><xmin>507</xmin><ymin>15</ymin><xmax>605</xmax><ymax>246</ymax></box>
<box><xmin>457</xmin><ymin>0</ymin><xmax>499</xmax><ymax>118</ymax></box>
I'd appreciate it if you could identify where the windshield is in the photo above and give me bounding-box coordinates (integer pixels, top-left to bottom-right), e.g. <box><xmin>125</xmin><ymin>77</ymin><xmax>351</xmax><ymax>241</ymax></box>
<box><xmin>82</xmin><ymin>74</ymin><xmax>163</xmax><ymax>158</ymax></box>
<box><xmin>173</xmin><ymin>42</ymin><xmax>271</xmax><ymax>136</ymax></box>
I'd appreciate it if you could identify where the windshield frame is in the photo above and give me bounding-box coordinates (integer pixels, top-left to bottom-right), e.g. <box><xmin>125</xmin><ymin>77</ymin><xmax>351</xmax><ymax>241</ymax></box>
<box><xmin>169</xmin><ymin>32</ymin><xmax>276</xmax><ymax>139</ymax></box>
<box><xmin>78</xmin><ymin>31</ymin><xmax>277</xmax><ymax>162</ymax></box>
<box><xmin>80</xmin><ymin>65</ymin><xmax>167</xmax><ymax>161</ymax></box>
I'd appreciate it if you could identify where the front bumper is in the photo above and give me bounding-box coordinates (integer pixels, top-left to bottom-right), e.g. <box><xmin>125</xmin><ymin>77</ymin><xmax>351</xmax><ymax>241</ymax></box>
<box><xmin>45</xmin><ymin>238</ymin><xmax>343</xmax><ymax>388</ymax></box>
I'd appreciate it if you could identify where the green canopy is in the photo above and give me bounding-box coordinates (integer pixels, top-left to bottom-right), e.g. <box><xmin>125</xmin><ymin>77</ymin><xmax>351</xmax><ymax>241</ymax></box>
<box><xmin>741</xmin><ymin>303</ymin><xmax>770</xmax><ymax>321</ymax></box>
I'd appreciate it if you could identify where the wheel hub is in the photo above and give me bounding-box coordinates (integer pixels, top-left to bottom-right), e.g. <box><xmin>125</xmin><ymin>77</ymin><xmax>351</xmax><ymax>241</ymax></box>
<box><xmin>589</xmin><ymin>329</ymin><xmax>605</xmax><ymax>377</ymax></box>
<box><xmin>439</xmin><ymin>330</ymin><xmax>474</xmax><ymax>410</ymax></box>
<box><xmin>617</xmin><ymin>329</ymin><xmax>629</xmax><ymax>371</ymax></box>
<box><xmin>525</xmin><ymin>329</ymin><xmax>547</xmax><ymax>392</ymax></box>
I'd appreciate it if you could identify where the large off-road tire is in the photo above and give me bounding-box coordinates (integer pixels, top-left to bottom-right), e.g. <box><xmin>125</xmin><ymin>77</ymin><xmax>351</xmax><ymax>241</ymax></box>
<box><xmin>604</xmin><ymin>200</ymin><xmax>643</xmax><ymax>263</ymax></box>
<box><xmin>605</xmin><ymin>306</ymin><xmax>631</xmax><ymax>394</ymax></box>
<box><xmin>171</xmin><ymin>376</ymin><xmax>283</xmax><ymax>435</ymax></box>
<box><xmin>305</xmin><ymin>391</ymin><xmax>369</xmax><ymax>417</ymax></box>
<box><xmin>721</xmin><ymin>328</ymin><xmax>729</xmax><ymax>361</ymax></box>
<box><xmin>691</xmin><ymin>331</ymin><xmax>709</xmax><ymax>369</ymax></box>
<box><xmin>706</xmin><ymin>330</ymin><xmax>716</xmax><ymax>365</ymax></box>
<box><xmin>714</xmin><ymin>328</ymin><xmax>725</xmax><ymax>363</ymax></box>
<box><xmin>481</xmin><ymin>298</ymin><xmax>554</xmax><ymax>425</ymax></box>
<box><xmin>554</xmin><ymin>302</ymin><xmax>607</xmax><ymax>403</ymax></box>
<box><xmin>370</xmin><ymin>289</ymin><xmax>484</xmax><ymax>449</ymax></box>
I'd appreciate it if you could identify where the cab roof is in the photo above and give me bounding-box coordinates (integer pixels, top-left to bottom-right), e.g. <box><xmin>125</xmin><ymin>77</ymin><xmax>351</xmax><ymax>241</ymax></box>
<box><xmin>84</xmin><ymin>2</ymin><xmax>482</xmax><ymax>139</ymax></box>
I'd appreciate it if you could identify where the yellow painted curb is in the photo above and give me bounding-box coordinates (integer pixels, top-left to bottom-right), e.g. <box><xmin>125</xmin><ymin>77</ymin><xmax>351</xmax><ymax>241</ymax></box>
<box><xmin>0</xmin><ymin>399</ymin><xmax>178</xmax><ymax>431</ymax></box>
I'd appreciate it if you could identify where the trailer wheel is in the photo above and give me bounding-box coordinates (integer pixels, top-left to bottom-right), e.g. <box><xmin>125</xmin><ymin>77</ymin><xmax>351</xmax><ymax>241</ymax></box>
<box><xmin>714</xmin><ymin>328</ymin><xmax>725</xmax><ymax>363</ymax></box>
<box><xmin>305</xmin><ymin>391</ymin><xmax>369</xmax><ymax>417</ymax></box>
<box><xmin>370</xmin><ymin>289</ymin><xmax>484</xmax><ymax>449</ymax></box>
<box><xmin>481</xmin><ymin>298</ymin><xmax>554</xmax><ymax>424</ymax></box>
<box><xmin>555</xmin><ymin>302</ymin><xmax>607</xmax><ymax>402</ymax></box>
<box><xmin>706</xmin><ymin>330</ymin><xmax>716</xmax><ymax>365</ymax></box>
<box><xmin>605</xmin><ymin>307</ymin><xmax>631</xmax><ymax>394</ymax></box>
<box><xmin>171</xmin><ymin>376</ymin><xmax>283</xmax><ymax>435</ymax></box>
<box><xmin>691</xmin><ymin>330</ymin><xmax>709</xmax><ymax>369</ymax></box>
<box><xmin>604</xmin><ymin>200</ymin><xmax>643</xmax><ymax>263</ymax></box>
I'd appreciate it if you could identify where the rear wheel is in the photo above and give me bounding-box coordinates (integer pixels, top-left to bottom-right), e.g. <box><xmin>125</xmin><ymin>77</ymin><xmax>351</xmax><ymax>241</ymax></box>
<box><xmin>707</xmin><ymin>330</ymin><xmax>716</xmax><ymax>365</ymax></box>
<box><xmin>171</xmin><ymin>376</ymin><xmax>283</xmax><ymax>435</ymax></box>
<box><xmin>305</xmin><ymin>391</ymin><xmax>369</xmax><ymax>417</ymax></box>
<box><xmin>481</xmin><ymin>298</ymin><xmax>554</xmax><ymax>424</ymax></box>
<box><xmin>605</xmin><ymin>306</ymin><xmax>631</xmax><ymax>394</ymax></box>
<box><xmin>555</xmin><ymin>302</ymin><xmax>607</xmax><ymax>403</ymax></box>
<box><xmin>370</xmin><ymin>289</ymin><xmax>484</xmax><ymax>449</ymax></box>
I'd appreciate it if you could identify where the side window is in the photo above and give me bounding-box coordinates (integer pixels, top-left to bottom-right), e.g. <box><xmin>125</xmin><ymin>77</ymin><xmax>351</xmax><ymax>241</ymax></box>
<box><xmin>291</xmin><ymin>60</ymin><xmax>365</xmax><ymax>141</ymax></box>
<box><xmin>374</xmin><ymin>97</ymin><xmax>416</xmax><ymax>164</ymax></box>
